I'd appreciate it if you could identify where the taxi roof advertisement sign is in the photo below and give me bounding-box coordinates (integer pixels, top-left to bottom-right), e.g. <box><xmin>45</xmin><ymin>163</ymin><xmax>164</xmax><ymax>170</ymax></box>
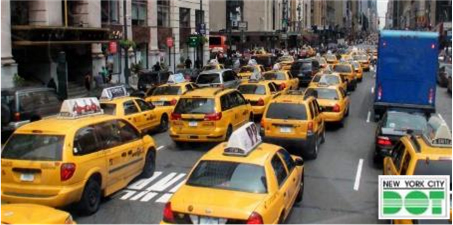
<box><xmin>100</xmin><ymin>86</ymin><xmax>129</xmax><ymax>100</ymax></box>
<box><xmin>167</xmin><ymin>73</ymin><xmax>186</xmax><ymax>84</ymax></box>
<box><xmin>59</xmin><ymin>97</ymin><xmax>103</xmax><ymax>118</ymax></box>
<box><xmin>225</xmin><ymin>122</ymin><xmax>262</xmax><ymax>156</ymax></box>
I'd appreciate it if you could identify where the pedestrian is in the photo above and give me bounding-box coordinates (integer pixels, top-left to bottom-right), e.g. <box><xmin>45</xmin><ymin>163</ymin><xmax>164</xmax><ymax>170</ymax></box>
<box><xmin>185</xmin><ymin>57</ymin><xmax>192</xmax><ymax>69</ymax></box>
<box><xmin>94</xmin><ymin>72</ymin><xmax>104</xmax><ymax>88</ymax></box>
<box><xmin>153</xmin><ymin>62</ymin><xmax>161</xmax><ymax>72</ymax></box>
<box><xmin>47</xmin><ymin>78</ymin><xmax>57</xmax><ymax>91</ymax></box>
<box><xmin>84</xmin><ymin>72</ymin><xmax>92</xmax><ymax>91</ymax></box>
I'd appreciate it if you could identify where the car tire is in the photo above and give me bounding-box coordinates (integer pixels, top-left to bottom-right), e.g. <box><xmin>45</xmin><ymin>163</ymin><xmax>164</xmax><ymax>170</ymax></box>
<box><xmin>78</xmin><ymin>177</ymin><xmax>102</xmax><ymax>215</ymax></box>
<box><xmin>320</xmin><ymin>128</ymin><xmax>326</xmax><ymax>144</ymax></box>
<box><xmin>140</xmin><ymin>150</ymin><xmax>156</xmax><ymax>178</ymax></box>
<box><xmin>306</xmin><ymin>136</ymin><xmax>319</xmax><ymax>159</ymax></box>
<box><xmin>345</xmin><ymin>106</ymin><xmax>350</xmax><ymax>117</ymax></box>
<box><xmin>225</xmin><ymin>125</ymin><xmax>233</xmax><ymax>141</ymax></box>
<box><xmin>296</xmin><ymin>172</ymin><xmax>305</xmax><ymax>203</ymax></box>
<box><xmin>159</xmin><ymin>114</ymin><xmax>169</xmax><ymax>132</ymax></box>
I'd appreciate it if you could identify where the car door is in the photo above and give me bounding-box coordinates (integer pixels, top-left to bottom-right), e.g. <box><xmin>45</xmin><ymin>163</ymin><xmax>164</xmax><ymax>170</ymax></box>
<box><xmin>311</xmin><ymin>100</ymin><xmax>323</xmax><ymax>136</ymax></box>
<box><xmin>270</xmin><ymin>154</ymin><xmax>292</xmax><ymax>215</ymax></box>
<box><xmin>221</xmin><ymin>93</ymin><xmax>237</xmax><ymax>128</ymax></box>
<box><xmin>134</xmin><ymin>99</ymin><xmax>159</xmax><ymax>130</ymax></box>
<box><xmin>384</xmin><ymin>141</ymin><xmax>406</xmax><ymax>175</ymax></box>
<box><xmin>339</xmin><ymin>87</ymin><xmax>349</xmax><ymax>111</ymax></box>
<box><xmin>116</xmin><ymin>119</ymin><xmax>145</xmax><ymax>179</ymax></box>
<box><xmin>123</xmin><ymin>100</ymin><xmax>143</xmax><ymax>130</ymax></box>
<box><xmin>277</xmin><ymin>149</ymin><xmax>300</xmax><ymax>206</ymax></box>
<box><xmin>231</xmin><ymin>91</ymin><xmax>249</xmax><ymax>127</ymax></box>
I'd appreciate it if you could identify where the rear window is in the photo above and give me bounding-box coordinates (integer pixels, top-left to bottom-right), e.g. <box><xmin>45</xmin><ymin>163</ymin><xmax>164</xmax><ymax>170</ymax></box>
<box><xmin>100</xmin><ymin>103</ymin><xmax>117</xmax><ymax>115</ymax></box>
<box><xmin>174</xmin><ymin>98</ymin><xmax>215</xmax><ymax>114</ymax></box>
<box><xmin>291</xmin><ymin>62</ymin><xmax>311</xmax><ymax>70</ymax></box>
<box><xmin>2</xmin><ymin>134</ymin><xmax>64</xmax><ymax>161</ymax></box>
<box><xmin>305</xmin><ymin>88</ymin><xmax>339</xmax><ymax>100</ymax></box>
<box><xmin>239</xmin><ymin>67</ymin><xmax>255</xmax><ymax>73</ymax></box>
<box><xmin>263</xmin><ymin>72</ymin><xmax>286</xmax><ymax>81</ymax></box>
<box><xmin>266</xmin><ymin>103</ymin><xmax>307</xmax><ymax>120</ymax></box>
<box><xmin>186</xmin><ymin>160</ymin><xmax>267</xmax><ymax>194</ymax></box>
<box><xmin>414</xmin><ymin>160</ymin><xmax>452</xmax><ymax>182</ymax></box>
<box><xmin>238</xmin><ymin>85</ymin><xmax>266</xmax><ymax>95</ymax></box>
<box><xmin>18</xmin><ymin>90</ymin><xmax>60</xmax><ymax>114</ymax></box>
<box><xmin>152</xmin><ymin>86</ymin><xmax>182</xmax><ymax>95</ymax></box>
<box><xmin>197</xmin><ymin>74</ymin><xmax>221</xmax><ymax>84</ymax></box>
<box><xmin>385</xmin><ymin>111</ymin><xmax>427</xmax><ymax>132</ymax></box>
<box><xmin>320</xmin><ymin>75</ymin><xmax>340</xmax><ymax>84</ymax></box>
<box><xmin>326</xmin><ymin>55</ymin><xmax>337</xmax><ymax>61</ymax></box>
<box><xmin>334</xmin><ymin>65</ymin><xmax>352</xmax><ymax>73</ymax></box>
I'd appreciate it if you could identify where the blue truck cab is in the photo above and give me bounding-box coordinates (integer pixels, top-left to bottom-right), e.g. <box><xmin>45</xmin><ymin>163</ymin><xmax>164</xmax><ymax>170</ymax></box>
<box><xmin>374</xmin><ymin>30</ymin><xmax>439</xmax><ymax>121</ymax></box>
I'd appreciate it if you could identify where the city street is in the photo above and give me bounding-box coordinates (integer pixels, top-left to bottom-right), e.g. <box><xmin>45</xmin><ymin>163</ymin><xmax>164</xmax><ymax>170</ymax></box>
<box><xmin>72</xmin><ymin>68</ymin><xmax>452</xmax><ymax>224</ymax></box>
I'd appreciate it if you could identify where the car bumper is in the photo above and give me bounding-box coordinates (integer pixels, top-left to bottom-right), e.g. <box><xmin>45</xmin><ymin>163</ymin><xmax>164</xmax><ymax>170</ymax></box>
<box><xmin>375</xmin><ymin>145</ymin><xmax>394</xmax><ymax>157</ymax></box>
<box><xmin>1</xmin><ymin>182</ymin><xmax>85</xmax><ymax>207</ymax></box>
<box><xmin>322</xmin><ymin>112</ymin><xmax>344</xmax><ymax>122</ymax></box>
<box><xmin>262</xmin><ymin>134</ymin><xmax>315</xmax><ymax>156</ymax></box>
<box><xmin>169</xmin><ymin>127</ymin><xmax>227</xmax><ymax>142</ymax></box>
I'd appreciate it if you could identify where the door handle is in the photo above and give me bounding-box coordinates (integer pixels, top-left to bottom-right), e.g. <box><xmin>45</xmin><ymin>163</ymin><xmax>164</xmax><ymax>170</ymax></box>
<box><xmin>128</xmin><ymin>150</ymin><xmax>133</xmax><ymax>155</ymax></box>
<box><xmin>127</xmin><ymin>118</ymin><xmax>132</xmax><ymax>120</ymax></box>
<box><xmin>121</xmin><ymin>152</ymin><xmax>127</xmax><ymax>157</ymax></box>
<box><xmin>283</xmin><ymin>192</ymin><xmax>287</xmax><ymax>197</ymax></box>
<box><xmin>293</xmin><ymin>178</ymin><xmax>296</xmax><ymax>182</ymax></box>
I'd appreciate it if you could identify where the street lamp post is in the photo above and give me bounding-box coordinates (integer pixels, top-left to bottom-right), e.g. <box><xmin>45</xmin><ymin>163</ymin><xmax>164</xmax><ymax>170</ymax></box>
<box><xmin>123</xmin><ymin>0</ymin><xmax>130</xmax><ymax>84</ymax></box>
<box><xmin>199</xmin><ymin>0</ymin><xmax>204</xmax><ymax>66</ymax></box>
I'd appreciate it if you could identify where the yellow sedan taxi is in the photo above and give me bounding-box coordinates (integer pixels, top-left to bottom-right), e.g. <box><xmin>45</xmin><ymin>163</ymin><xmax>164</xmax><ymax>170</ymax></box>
<box><xmin>349</xmin><ymin>61</ymin><xmax>363</xmax><ymax>82</ymax></box>
<box><xmin>237</xmin><ymin>65</ymin><xmax>266</xmax><ymax>80</ymax></box>
<box><xmin>341</xmin><ymin>54</ymin><xmax>353</xmax><ymax>61</ymax></box>
<box><xmin>169</xmin><ymin>88</ymin><xmax>253</xmax><ymax>144</ymax></box>
<box><xmin>162</xmin><ymin>123</ymin><xmax>305</xmax><ymax>224</ymax></box>
<box><xmin>353</xmin><ymin>54</ymin><xmax>370</xmax><ymax>71</ymax></box>
<box><xmin>1</xmin><ymin>98</ymin><xmax>157</xmax><ymax>214</ymax></box>
<box><xmin>237</xmin><ymin>80</ymin><xmax>282</xmax><ymax>117</ymax></box>
<box><xmin>276</xmin><ymin>56</ymin><xmax>295</xmax><ymax>71</ymax></box>
<box><xmin>261</xmin><ymin>91</ymin><xmax>325</xmax><ymax>159</ymax></box>
<box><xmin>333</xmin><ymin>63</ymin><xmax>357</xmax><ymax>91</ymax></box>
<box><xmin>262</xmin><ymin>70</ymin><xmax>299</xmax><ymax>91</ymax></box>
<box><xmin>308</xmin><ymin>72</ymin><xmax>347</xmax><ymax>91</ymax></box>
<box><xmin>304</xmin><ymin>84</ymin><xmax>350</xmax><ymax>126</ymax></box>
<box><xmin>1</xmin><ymin>204</ymin><xmax>75</xmax><ymax>224</ymax></box>
<box><xmin>325</xmin><ymin>54</ymin><xmax>338</xmax><ymax>65</ymax></box>
<box><xmin>99</xmin><ymin>86</ymin><xmax>168</xmax><ymax>133</ymax></box>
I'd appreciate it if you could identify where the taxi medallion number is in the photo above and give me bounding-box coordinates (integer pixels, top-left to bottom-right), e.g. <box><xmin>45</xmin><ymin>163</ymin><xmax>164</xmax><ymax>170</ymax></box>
<box><xmin>189</xmin><ymin>121</ymin><xmax>198</xmax><ymax>127</ymax></box>
<box><xmin>20</xmin><ymin>173</ymin><xmax>34</xmax><ymax>182</ymax></box>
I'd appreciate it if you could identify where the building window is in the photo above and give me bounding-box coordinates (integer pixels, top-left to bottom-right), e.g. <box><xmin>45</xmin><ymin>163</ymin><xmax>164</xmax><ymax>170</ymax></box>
<box><xmin>180</xmin><ymin>8</ymin><xmax>190</xmax><ymax>28</ymax></box>
<box><xmin>158</xmin><ymin>0</ymin><xmax>170</xmax><ymax>27</ymax></box>
<box><xmin>132</xmin><ymin>0</ymin><xmax>147</xmax><ymax>25</ymax></box>
<box><xmin>11</xmin><ymin>1</ymin><xmax>29</xmax><ymax>25</ymax></box>
<box><xmin>196</xmin><ymin>10</ymin><xmax>205</xmax><ymax>26</ymax></box>
<box><xmin>101</xmin><ymin>0</ymin><xmax>120</xmax><ymax>24</ymax></box>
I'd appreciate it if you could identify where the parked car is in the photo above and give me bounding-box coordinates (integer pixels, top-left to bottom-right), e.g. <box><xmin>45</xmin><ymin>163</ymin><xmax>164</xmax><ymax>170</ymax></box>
<box><xmin>196</xmin><ymin>69</ymin><xmax>241</xmax><ymax>89</ymax></box>
<box><xmin>137</xmin><ymin>70</ymin><xmax>173</xmax><ymax>91</ymax></box>
<box><xmin>1</xmin><ymin>87</ymin><xmax>62</xmax><ymax>143</ymax></box>
<box><xmin>437</xmin><ymin>63</ymin><xmax>451</xmax><ymax>88</ymax></box>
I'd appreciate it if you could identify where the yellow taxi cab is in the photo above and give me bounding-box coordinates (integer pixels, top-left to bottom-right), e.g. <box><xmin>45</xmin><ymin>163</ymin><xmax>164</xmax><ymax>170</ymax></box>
<box><xmin>202</xmin><ymin>63</ymin><xmax>225</xmax><ymax>72</ymax></box>
<box><xmin>237</xmin><ymin>65</ymin><xmax>266</xmax><ymax>80</ymax></box>
<box><xmin>260</xmin><ymin>91</ymin><xmax>325</xmax><ymax>159</ymax></box>
<box><xmin>161</xmin><ymin>122</ymin><xmax>305</xmax><ymax>224</ymax></box>
<box><xmin>262</xmin><ymin>70</ymin><xmax>299</xmax><ymax>91</ymax></box>
<box><xmin>353</xmin><ymin>54</ymin><xmax>370</xmax><ymax>71</ymax></box>
<box><xmin>237</xmin><ymin>80</ymin><xmax>282</xmax><ymax>117</ymax></box>
<box><xmin>383</xmin><ymin>116</ymin><xmax>452</xmax><ymax>224</ymax></box>
<box><xmin>325</xmin><ymin>54</ymin><xmax>338</xmax><ymax>65</ymax></box>
<box><xmin>306</xmin><ymin>46</ymin><xmax>316</xmax><ymax>57</ymax></box>
<box><xmin>349</xmin><ymin>61</ymin><xmax>363</xmax><ymax>82</ymax></box>
<box><xmin>1</xmin><ymin>204</ymin><xmax>76</xmax><ymax>224</ymax></box>
<box><xmin>1</xmin><ymin>98</ymin><xmax>157</xmax><ymax>214</ymax></box>
<box><xmin>145</xmin><ymin>75</ymin><xmax>199</xmax><ymax>129</ymax></box>
<box><xmin>99</xmin><ymin>86</ymin><xmax>168</xmax><ymax>133</ymax></box>
<box><xmin>332</xmin><ymin>62</ymin><xmax>357</xmax><ymax>91</ymax></box>
<box><xmin>276</xmin><ymin>56</ymin><xmax>295</xmax><ymax>71</ymax></box>
<box><xmin>308</xmin><ymin>72</ymin><xmax>347</xmax><ymax>91</ymax></box>
<box><xmin>169</xmin><ymin>88</ymin><xmax>253</xmax><ymax>144</ymax></box>
<box><xmin>341</xmin><ymin>54</ymin><xmax>353</xmax><ymax>61</ymax></box>
<box><xmin>304</xmin><ymin>84</ymin><xmax>350</xmax><ymax>126</ymax></box>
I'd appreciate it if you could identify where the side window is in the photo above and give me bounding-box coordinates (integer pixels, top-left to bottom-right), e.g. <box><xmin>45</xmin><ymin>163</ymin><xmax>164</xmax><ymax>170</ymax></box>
<box><xmin>123</xmin><ymin>100</ymin><xmax>139</xmax><ymax>115</ymax></box>
<box><xmin>221</xmin><ymin>94</ymin><xmax>232</xmax><ymax>111</ymax></box>
<box><xmin>74</xmin><ymin>126</ymin><xmax>100</xmax><ymax>155</ymax></box>
<box><xmin>227</xmin><ymin>93</ymin><xmax>239</xmax><ymax>108</ymax></box>
<box><xmin>313</xmin><ymin>100</ymin><xmax>320</xmax><ymax>116</ymax></box>
<box><xmin>307</xmin><ymin>102</ymin><xmax>315</xmax><ymax>119</ymax></box>
<box><xmin>135</xmin><ymin>99</ymin><xmax>154</xmax><ymax>111</ymax></box>
<box><xmin>287</xmin><ymin>71</ymin><xmax>294</xmax><ymax>79</ymax></box>
<box><xmin>95</xmin><ymin>121</ymin><xmax>122</xmax><ymax>149</ymax></box>
<box><xmin>271</xmin><ymin>154</ymin><xmax>288</xmax><ymax>187</ymax></box>
<box><xmin>278</xmin><ymin>149</ymin><xmax>295</xmax><ymax>172</ymax></box>
<box><xmin>391</xmin><ymin>141</ymin><xmax>405</xmax><ymax>170</ymax></box>
<box><xmin>118</xmin><ymin>120</ymin><xmax>140</xmax><ymax>142</ymax></box>
<box><xmin>234</xmin><ymin>92</ymin><xmax>246</xmax><ymax>105</ymax></box>
<box><xmin>185</xmin><ymin>84</ymin><xmax>194</xmax><ymax>92</ymax></box>
<box><xmin>400</xmin><ymin>153</ymin><xmax>411</xmax><ymax>175</ymax></box>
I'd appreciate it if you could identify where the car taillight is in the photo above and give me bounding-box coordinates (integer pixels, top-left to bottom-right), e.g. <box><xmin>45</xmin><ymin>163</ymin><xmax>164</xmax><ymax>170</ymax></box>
<box><xmin>204</xmin><ymin>112</ymin><xmax>222</xmax><ymax>121</ymax></box>
<box><xmin>279</xmin><ymin>83</ymin><xmax>286</xmax><ymax>90</ymax></box>
<box><xmin>60</xmin><ymin>163</ymin><xmax>76</xmax><ymax>181</ymax></box>
<box><xmin>333</xmin><ymin>104</ymin><xmax>341</xmax><ymax>112</ymax></box>
<box><xmin>170</xmin><ymin>99</ymin><xmax>177</xmax><ymax>106</ymax></box>
<box><xmin>377</xmin><ymin>85</ymin><xmax>382</xmax><ymax>100</ymax></box>
<box><xmin>377</xmin><ymin>136</ymin><xmax>392</xmax><ymax>146</ymax></box>
<box><xmin>247</xmin><ymin>212</ymin><xmax>264</xmax><ymax>224</ymax></box>
<box><xmin>428</xmin><ymin>88</ymin><xmax>434</xmax><ymax>104</ymax></box>
<box><xmin>307</xmin><ymin>121</ymin><xmax>313</xmax><ymax>133</ymax></box>
<box><xmin>14</xmin><ymin>112</ymin><xmax>20</xmax><ymax>122</ymax></box>
<box><xmin>257</xmin><ymin>98</ymin><xmax>265</xmax><ymax>106</ymax></box>
<box><xmin>162</xmin><ymin>202</ymin><xmax>175</xmax><ymax>223</ymax></box>
<box><xmin>170</xmin><ymin>113</ymin><xmax>182</xmax><ymax>121</ymax></box>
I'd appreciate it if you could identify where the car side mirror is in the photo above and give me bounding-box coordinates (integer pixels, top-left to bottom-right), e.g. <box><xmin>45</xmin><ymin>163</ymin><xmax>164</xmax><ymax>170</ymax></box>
<box><xmin>295</xmin><ymin>158</ymin><xmax>304</xmax><ymax>166</ymax></box>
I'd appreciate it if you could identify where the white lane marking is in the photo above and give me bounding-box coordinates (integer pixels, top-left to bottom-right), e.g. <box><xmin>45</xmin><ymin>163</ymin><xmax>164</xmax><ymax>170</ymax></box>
<box><xmin>438</xmin><ymin>113</ymin><xmax>445</xmax><ymax>121</ymax></box>
<box><xmin>157</xmin><ymin>146</ymin><xmax>165</xmax><ymax>151</ymax></box>
<box><xmin>366</xmin><ymin>111</ymin><xmax>371</xmax><ymax>123</ymax></box>
<box><xmin>156</xmin><ymin>193</ymin><xmax>173</xmax><ymax>203</ymax></box>
<box><xmin>146</xmin><ymin>172</ymin><xmax>186</xmax><ymax>192</ymax></box>
<box><xmin>371</xmin><ymin>87</ymin><xmax>374</xmax><ymax>94</ymax></box>
<box><xmin>130</xmin><ymin>191</ymin><xmax>149</xmax><ymax>201</ymax></box>
<box><xmin>119</xmin><ymin>190</ymin><xmax>137</xmax><ymax>200</ymax></box>
<box><xmin>353</xmin><ymin>159</ymin><xmax>364</xmax><ymax>191</ymax></box>
<box><xmin>140</xmin><ymin>192</ymin><xmax>158</xmax><ymax>202</ymax></box>
<box><xmin>170</xmin><ymin>180</ymin><xmax>186</xmax><ymax>193</ymax></box>
<box><xmin>128</xmin><ymin>171</ymin><xmax>162</xmax><ymax>190</ymax></box>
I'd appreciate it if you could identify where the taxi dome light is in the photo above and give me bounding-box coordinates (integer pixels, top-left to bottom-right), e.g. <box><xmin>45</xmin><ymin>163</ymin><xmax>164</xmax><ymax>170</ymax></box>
<box><xmin>224</xmin><ymin>122</ymin><xmax>262</xmax><ymax>156</ymax></box>
<box><xmin>100</xmin><ymin>86</ymin><xmax>129</xmax><ymax>101</ymax></box>
<box><xmin>422</xmin><ymin>116</ymin><xmax>452</xmax><ymax>147</ymax></box>
<box><xmin>167</xmin><ymin>73</ymin><xmax>186</xmax><ymax>84</ymax></box>
<box><xmin>58</xmin><ymin>98</ymin><xmax>103</xmax><ymax>119</ymax></box>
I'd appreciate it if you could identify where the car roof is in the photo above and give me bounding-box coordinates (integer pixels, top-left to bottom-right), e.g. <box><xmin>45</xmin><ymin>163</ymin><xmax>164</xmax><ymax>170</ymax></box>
<box><xmin>272</xmin><ymin>93</ymin><xmax>308</xmax><ymax>104</ymax></box>
<box><xmin>199</xmin><ymin>69</ymin><xmax>230</xmax><ymax>74</ymax></box>
<box><xmin>307</xmin><ymin>85</ymin><xmax>339</xmax><ymax>90</ymax></box>
<box><xmin>241</xmin><ymin>80</ymin><xmax>275</xmax><ymax>85</ymax></box>
<box><xmin>182</xmin><ymin>87</ymin><xmax>231</xmax><ymax>98</ymax></box>
<box><xmin>156</xmin><ymin>82</ymin><xmax>193</xmax><ymax>87</ymax></box>
<box><xmin>405</xmin><ymin>136</ymin><xmax>452</xmax><ymax>158</ymax></box>
<box><xmin>200</xmin><ymin>142</ymin><xmax>280</xmax><ymax>166</ymax></box>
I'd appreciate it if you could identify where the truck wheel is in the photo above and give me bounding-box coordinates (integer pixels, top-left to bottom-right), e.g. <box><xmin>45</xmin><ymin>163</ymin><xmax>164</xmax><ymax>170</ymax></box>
<box><xmin>78</xmin><ymin>177</ymin><xmax>101</xmax><ymax>215</ymax></box>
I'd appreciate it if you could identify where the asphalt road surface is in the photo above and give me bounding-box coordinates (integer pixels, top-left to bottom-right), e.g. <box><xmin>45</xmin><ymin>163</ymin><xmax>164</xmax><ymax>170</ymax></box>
<box><xmin>73</xmin><ymin>68</ymin><xmax>452</xmax><ymax>224</ymax></box>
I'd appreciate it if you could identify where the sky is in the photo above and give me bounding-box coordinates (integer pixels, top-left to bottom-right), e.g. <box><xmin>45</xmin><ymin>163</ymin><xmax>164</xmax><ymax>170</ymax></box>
<box><xmin>377</xmin><ymin>0</ymin><xmax>389</xmax><ymax>29</ymax></box>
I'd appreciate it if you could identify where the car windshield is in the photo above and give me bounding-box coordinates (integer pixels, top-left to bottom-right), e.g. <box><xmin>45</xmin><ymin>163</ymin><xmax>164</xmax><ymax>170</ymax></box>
<box><xmin>174</xmin><ymin>98</ymin><xmax>215</xmax><ymax>114</ymax></box>
<box><xmin>152</xmin><ymin>86</ymin><xmax>182</xmax><ymax>95</ymax></box>
<box><xmin>384</xmin><ymin>111</ymin><xmax>428</xmax><ymax>132</ymax></box>
<box><xmin>197</xmin><ymin>74</ymin><xmax>221</xmax><ymax>84</ymax></box>
<box><xmin>239</xmin><ymin>67</ymin><xmax>255</xmax><ymax>73</ymax></box>
<box><xmin>2</xmin><ymin>134</ymin><xmax>64</xmax><ymax>161</ymax></box>
<box><xmin>100</xmin><ymin>103</ymin><xmax>117</xmax><ymax>115</ymax></box>
<box><xmin>334</xmin><ymin>65</ymin><xmax>352</xmax><ymax>73</ymax></box>
<box><xmin>186</xmin><ymin>160</ymin><xmax>267</xmax><ymax>194</ymax></box>
<box><xmin>266</xmin><ymin>103</ymin><xmax>307</xmax><ymax>120</ymax></box>
<box><xmin>305</xmin><ymin>88</ymin><xmax>339</xmax><ymax>100</ymax></box>
<box><xmin>238</xmin><ymin>85</ymin><xmax>266</xmax><ymax>95</ymax></box>
<box><xmin>263</xmin><ymin>72</ymin><xmax>286</xmax><ymax>80</ymax></box>
<box><xmin>319</xmin><ymin>75</ymin><xmax>340</xmax><ymax>84</ymax></box>
<box><xmin>277</xmin><ymin>56</ymin><xmax>293</xmax><ymax>62</ymax></box>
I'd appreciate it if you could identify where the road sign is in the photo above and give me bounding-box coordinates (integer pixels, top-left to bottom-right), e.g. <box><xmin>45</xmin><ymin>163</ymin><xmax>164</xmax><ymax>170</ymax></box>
<box><xmin>238</xmin><ymin>21</ymin><xmax>248</xmax><ymax>31</ymax></box>
<box><xmin>188</xmin><ymin>35</ymin><xmax>199</xmax><ymax>47</ymax></box>
<box><xmin>198</xmin><ymin>23</ymin><xmax>206</xmax><ymax>35</ymax></box>
<box><xmin>166</xmin><ymin>37</ymin><xmax>174</xmax><ymax>48</ymax></box>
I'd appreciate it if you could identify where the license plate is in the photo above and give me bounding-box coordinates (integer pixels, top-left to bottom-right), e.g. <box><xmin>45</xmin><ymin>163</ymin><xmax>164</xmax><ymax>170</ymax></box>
<box><xmin>199</xmin><ymin>217</ymin><xmax>219</xmax><ymax>224</ymax></box>
<box><xmin>280</xmin><ymin>127</ymin><xmax>292</xmax><ymax>133</ymax></box>
<box><xmin>20</xmin><ymin>173</ymin><xmax>34</xmax><ymax>182</ymax></box>
<box><xmin>153</xmin><ymin>101</ymin><xmax>164</xmax><ymax>106</ymax></box>
<box><xmin>189</xmin><ymin>121</ymin><xmax>198</xmax><ymax>127</ymax></box>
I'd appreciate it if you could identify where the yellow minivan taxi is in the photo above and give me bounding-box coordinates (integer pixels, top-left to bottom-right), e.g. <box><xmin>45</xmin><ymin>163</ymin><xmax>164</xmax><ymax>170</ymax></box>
<box><xmin>162</xmin><ymin>122</ymin><xmax>305</xmax><ymax>224</ymax></box>
<box><xmin>169</xmin><ymin>88</ymin><xmax>253</xmax><ymax>144</ymax></box>
<box><xmin>333</xmin><ymin>63</ymin><xmax>357</xmax><ymax>91</ymax></box>
<box><xmin>1</xmin><ymin>98</ymin><xmax>157</xmax><ymax>215</ymax></box>
<box><xmin>1</xmin><ymin>204</ymin><xmax>75</xmax><ymax>224</ymax></box>
<box><xmin>237</xmin><ymin>80</ymin><xmax>282</xmax><ymax>117</ymax></box>
<box><xmin>260</xmin><ymin>92</ymin><xmax>325</xmax><ymax>159</ymax></box>
<box><xmin>262</xmin><ymin>70</ymin><xmax>299</xmax><ymax>91</ymax></box>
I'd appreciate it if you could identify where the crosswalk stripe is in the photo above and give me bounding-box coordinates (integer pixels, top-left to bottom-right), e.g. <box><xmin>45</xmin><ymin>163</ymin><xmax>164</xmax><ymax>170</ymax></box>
<box><xmin>156</xmin><ymin>193</ymin><xmax>173</xmax><ymax>203</ymax></box>
<box><xmin>146</xmin><ymin>172</ymin><xmax>186</xmax><ymax>192</ymax></box>
<box><xmin>128</xmin><ymin>171</ymin><xmax>163</xmax><ymax>190</ymax></box>
<box><xmin>120</xmin><ymin>190</ymin><xmax>137</xmax><ymax>200</ymax></box>
<box><xmin>140</xmin><ymin>192</ymin><xmax>158</xmax><ymax>202</ymax></box>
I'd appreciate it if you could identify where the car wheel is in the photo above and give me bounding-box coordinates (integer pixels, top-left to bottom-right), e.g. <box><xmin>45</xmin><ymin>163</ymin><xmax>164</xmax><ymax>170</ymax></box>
<box><xmin>78</xmin><ymin>177</ymin><xmax>101</xmax><ymax>215</ymax></box>
<box><xmin>321</xmin><ymin>128</ymin><xmax>326</xmax><ymax>144</ymax></box>
<box><xmin>140</xmin><ymin>150</ymin><xmax>156</xmax><ymax>178</ymax></box>
<box><xmin>296</xmin><ymin>172</ymin><xmax>305</xmax><ymax>203</ymax></box>
<box><xmin>159</xmin><ymin>114</ymin><xmax>169</xmax><ymax>132</ymax></box>
<box><xmin>345</xmin><ymin>105</ymin><xmax>350</xmax><ymax>117</ymax></box>
<box><xmin>306</xmin><ymin>136</ymin><xmax>319</xmax><ymax>159</ymax></box>
<box><xmin>225</xmin><ymin>125</ymin><xmax>233</xmax><ymax>141</ymax></box>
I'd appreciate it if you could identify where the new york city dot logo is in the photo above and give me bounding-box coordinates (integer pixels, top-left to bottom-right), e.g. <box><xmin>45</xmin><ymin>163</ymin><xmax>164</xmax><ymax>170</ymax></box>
<box><xmin>379</xmin><ymin>176</ymin><xmax>450</xmax><ymax>220</ymax></box>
